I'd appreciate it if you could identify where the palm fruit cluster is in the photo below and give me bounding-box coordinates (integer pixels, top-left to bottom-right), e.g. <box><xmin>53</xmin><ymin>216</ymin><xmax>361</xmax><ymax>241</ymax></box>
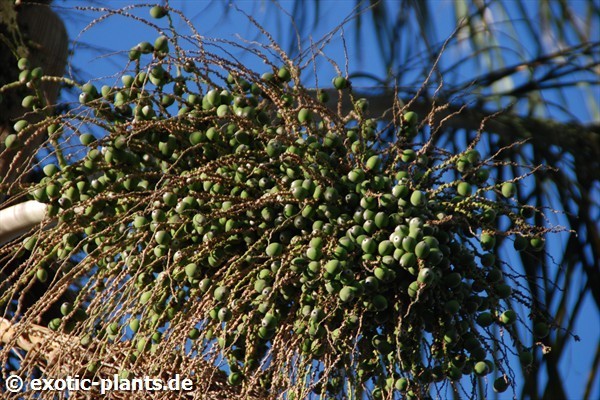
<box><xmin>1</xmin><ymin>6</ymin><xmax>552</xmax><ymax>399</ymax></box>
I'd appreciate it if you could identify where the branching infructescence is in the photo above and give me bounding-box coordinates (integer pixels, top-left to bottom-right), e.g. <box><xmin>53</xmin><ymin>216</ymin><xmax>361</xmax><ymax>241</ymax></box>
<box><xmin>0</xmin><ymin>4</ymin><xmax>565</xmax><ymax>400</ymax></box>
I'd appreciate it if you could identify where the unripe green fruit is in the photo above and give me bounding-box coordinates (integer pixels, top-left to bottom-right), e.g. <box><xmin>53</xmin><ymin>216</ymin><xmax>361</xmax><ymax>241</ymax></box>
<box><xmin>254</xmin><ymin>279</ymin><xmax>268</xmax><ymax>293</ymax></box>
<box><xmin>154</xmin><ymin>35</ymin><xmax>169</xmax><ymax>53</ymax></box>
<box><xmin>23</xmin><ymin>235</ymin><xmax>37</xmax><ymax>251</ymax></box>
<box><xmin>332</xmin><ymin>76</ymin><xmax>348</xmax><ymax>90</ymax></box>
<box><xmin>213</xmin><ymin>286</ymin><xmax>229</xmax><ymax>302</ymax></box>
<box><xmin>355</xmin><ymin>98</ymin><xmax>369</xmax><ymax>112</ymax></box>
<box><xmin>361</xmin><ymin>237</ymin><xmax>377</xmax><ymax>255</ymax></box>
<box><xmin>129</xmin><ymin>47</ymin><xmax>141</xmax><ymax>60</ymax></box>
<box><xmin>417</xmin><ymin>268</ymin><xmax>434</xmax><ymax>284</ymax></box>
<box><xmin>129</xmin><ymin>318</ymin><xmax>140</xmax><ymax>333</ymax></box>
<box><xmin>161</xmin><ymin>94</ymin><xmax>175</xmax><ymax>107</ymax></box>
<box><xmin>163</xmin><ymin>192</ymin><xmax>177</xmax><ymax>207</ymax></box>
<box><xmin>306</xmin><ymin>247</ymin><xmax>322</xmax><ymax>261</ymax></box>
<box><xmin>152</xmin><ymin>209</ymin><xmax>166</xmax><ymax>222</ymax></box>
<box><xmin>43</xmin><ymin>164</ymin><xmax>59</xmax><ymax>177</ymax></box>
<box><xmin>466</xmin><ymin>149</ymin><xmax>481</xmax><ymax>164</ymax></box>
<box><xmin>366</xmin><ymin>155</ymin><xmax>381</xmax><ymax>171</ymax></box>
<box><xmin>475</xmin><ymin>168</ymin><xmax>490</xmax><ymax>183</ymax></box>
<box><xmin>501</xmin><ymin>182</ymin><xmax>516</xmax><ymax>198</ymax></box>
<box><xmin>79</xmin><ymin>133</ymin><xmax>95</xmax><ymax>146</ymax></box>
<box><xmin>297</xmin><ymin>108</ymin><xmax>312</xmax><ymax>123</ymax></box>
<box><xmin>218</xmin><ymin>307</ymin><xmax>232</xmax><ymax>322</ymax></box>
<box><xmin>457</xmin><ymin>181</ymin><xmax>472</xmax><ymax>196</ymax></box>
<box><xmin>486</xmin><ymin>268</ymin><xmax>503</xmax><ymax>284</ymax></box>
<box><xmin>205</xmin><ymin>89</ymin><xmax>221</xmax><ymax>107</ymax></box>
<box><xmin>407</xmin><ymin>281</ymin><xmax>420</xmax><ymax>298</ymax></box>
<box><xmin>107</xmin><ymin>322</ymin><xmax>119</xmax><ymax>336</ymax></box>
<box><xmin>400</xmin><ymin>252</ymin><xmax>416</xmax><ymax>269</ymax></box>
<box><xmin>372</xmin><ymin>294</ymin><xmax>388</xmax><ymax>311</ymax></box>
<box><xmin>372</xmin><ymin>212</ymin><xmax>388</xmax><ymax>229</ymax></box>
<box><xmin>32</xmin><ymin>67</ymin><xmax>45</xmax><ymax>80</ymax></box>
<box><xmin>310</xmin><ymin>307</ymin><xmax>324</xmax><ymax>322</ymax></box>
<box><xmin>476</xmin><ymin>312</ymin><xmax>494</xmax><ymax>327</ymax></box>
<box><xmin>348</xmin><ymin>168</ymin><xmax>365</xmax><ymax>183</ymax></box>
<box><xmin>48</xmin><ymin>317</ymin><xmax>61</xmax><ymax>331</ymax></box>
<box><xmin>215</xmin><ymin>104</ymin><xmax>229</xmax><ymax>117</ymax></box>
<box><xmin>325</xmin><ymin>260</ymin><xmax>341</xmax><ymax>275</ymax></box>
<box><xmin>360</xmin><ymin>276</ymin><xmax>378</xmax><ymax>293</ymax></box>
<box><xmin>266</xmin><ymin>140</ymin><xmax>283</xmax><ymax>157</ymax></box>
<box><xmin>140</xmin><ymin>291</ymin><xmax>152</xmax><ymax>305</ymax></box>
<box><xmin>474</xmin><ymin>361</ymin><xmax>490</xmax><ymax>376</ymax></box>
<box><xmin>401</xmin><ymin>149</ymin><xmax>416</xmax><ymax>162</ymax></box>
<box><xmin>392</xmin><ymin>184</ymin><xmax>409</xmax><ymax>199</ymax></box>
<box><xmin>376</xmin><ymin>240</ymin><xmax>392</xmax><ymax>256</ymax></box>
<box><xmin>82</xmin><ymin>82</ymin><xmax>98</xmax><ymax>97</ymax></box>
<box><xmin>120</xmin><ymin>75</ymin><xmax>134</xmax><ymax>89</ymax></box>
<box><xmin>402</xmin><ymin>236</ymin><xmax>416</xmax><ymax>252</ymax></box>
<box><xmin>494</xmin><ymin>283</ymin><xmax>512</xmax><ymax>299</ymax></box>
<box><xmin>185</xmin><ymin>263</ymin><xmax>198</xmax><ymax>278</ymax></box>
<box><xmin>444</xmin><ymin>300</ymin><xmax>460</xmax><ymax>314</ymax></box>
<box><xmin>339</xmin><ymin>286</ymin><xmax>357</xmax><ymax>302</ymax></box>
<box><xmin>21</xmin><ymin>95</ymin><xmax>37</xmax><ymax>109</ymax></box>
<box><xmin>227</xmin><ymin>371</ymin><xmax>244</xmax><ymax>386</ymax></box>
<box><xmin>63</xmin><ymin>232</ymin><xmax>79</xmax><ymax>247</ymax></box>
<box><xmin>261</xmin><ymin>313</ymin><xmax>277</xmax><ymax>330</ymax></box>
<box><xmin>317</xmin><ymin>90</ymin><xmax>329</xmax><ymax>103</ymax></box>
<box><xmin>395</xmin><ymin>377</ymin><xmax>409</xmax><ymax>391</ymax></box>
<box><xmin>199</xmin><ymin>278</ymin><xmax>211</xmax><ymax>293</ymax></box>
<box><xmin>533</xmin><ymin>321</ymin><xmax>549</xmax><ymax>338</ymax></box>
<box><xmin>150</xmin><ymin>5</ymin><xmax>168</xmax><ymax>18</ymax></box>
<box><xmin>403</xmin><ymin>111</ymin><xmax>418</xmax><ymax>126</ymax></box>
<box><xmin>513</xmin><ymin>235</ymin><xmax>528</xmax><ymax>251</ymax></box>
<box><xmin>447</xmin><ymin>366</ymin><xmax>462</xmax><ymax>380</ymax></box>
<box><xmin>266</xmin><ymin>242</ymin><xmax>283</xmax><ymax>257</ymax></box>
<box><xmin>410</xmin><ymin>190</ymin><xmax>425</xmax><ymax>207</ymax></box>
<box><xmin>36</xmin><ymin>268</ymin><xmax>48</xmax><ymax>282</ymax></box>
<box><xmin>493</xmin><ymin>377</ymin><xmax>509</xmax><ymax>393</ymax></box>
<box><xmin>520</xmin><ymin>206</ymin><xmax>535</xmax><ymax>219</ymax></box>
<box><xmin>154</xmin><ymin>230</ymin><xmax>171</xmax><ymax>245</ymax></box>
<box><xmin>278</xmin><ymin>66</ymin><xmax>291</xmax><ymax>81</ymax></box>
<box><xmin>261</xmin><ymin>72</ymin><xmax>274</xmax><ymax>81</ymax></box>
<box><xmin>443</xmin><ymin>272</ymin><xmax>462</xmax><ymax>288</ymax></box>
<box><xmin>133</xmin><ymin>216</ymin><xmax>148</xmax><ymax>228</ymax></box>
<box><xmin>500</xmin><ymin>310</ymin><xmax>517</xmax><ymax>325</ymax></box>
<box><xmin>323</xmin><ymin>187</ymin><xmax>339</xmax><ymax>202</ymax></box>
<box><xmin>415</xmin><ymin>241</ymin><xmax>430</xmax><ymax>259</ymax></box>
<box><xmin>5</xmin><ymin>134</ymin><xmax>20</xmax><ymax>149</ymax></box>
<box><xmin>455</xmin><ymin>157</ymin><xmax>471</xmax><ymax>173</ymax></box>
<box><xmin>205</xmin><ymin>127</ymin><xmax>219</xmax><ymax>141</ymax></box>
<box><xmin>17</xmin><ymin>57</ymin><xmax>30</xmax><ymax>70</ymax></box>
<box><xmin>13</xmin><ymin>119</ymin><xmax>28</xmax><ymax>132</ymax></box>
<box><xmin>136</xmin><ymin>338</ymin><xmax>149</xmax><ymax>352</ymax></box>
<box><xmin>86</xmin><ymin>361</ymin><xmax>100</xmax><ymax>373</ymax></box>
<box><xmin>530</xmin><ymin>236</ymin><xmax>545</xmax><ymax>251</ymax></box>
<box><xmin>59</xmin><ymin>302</ymin><xmax>73</xmax><ymax>316</ymax></box>
<box><xmin>138</xmin><ymin>41</ymin><xmax>154</xmax><ymax>54</ymax></box>
<box><xmin>373</xmin><ymin>266</ymin><xmax>390</xmax><ymax>282</ymax></box>
<box><xmin>188</xmin><ymin>328</ymin><xmax>200</xmax><ymax>340</ymax></box>
<box><xmin>480</xmin><ymin>232</ymin><xmax>496</xmax><ymax>250</ymax></box>
<box><xmin>519</xmin><ymin>351</ymin><xmax>533</xmax><ymax>366</ymax></box>
<box><xmin>480</xmin><ymin>252</ymin><xmax>495</xmax><ymax>267</ymax></box>
<box><xmin>79</xmin><ymin>92</ymin><xmax>92</xmax><ymax>104</ymax></box>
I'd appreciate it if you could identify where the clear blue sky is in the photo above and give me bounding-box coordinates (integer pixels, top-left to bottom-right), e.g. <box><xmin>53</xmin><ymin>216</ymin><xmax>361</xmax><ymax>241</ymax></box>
<box><xmin>53</xmin><ymin>1</ymin><xmax>599</xmax><ymax>399</ymax></box>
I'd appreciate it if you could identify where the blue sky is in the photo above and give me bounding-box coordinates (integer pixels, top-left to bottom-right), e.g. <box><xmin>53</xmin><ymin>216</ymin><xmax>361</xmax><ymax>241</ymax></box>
<box><xmin>52</xmin><ymin>1</ymin><xmax>599</xmax><ymax>398</ymax></box>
